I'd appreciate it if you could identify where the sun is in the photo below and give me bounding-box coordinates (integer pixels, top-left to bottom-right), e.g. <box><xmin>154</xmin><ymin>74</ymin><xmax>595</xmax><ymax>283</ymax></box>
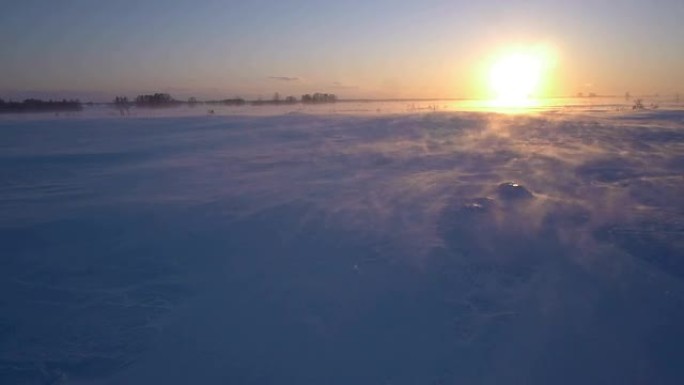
<box><xmin>487</xmin><ymin>48</ymin><xmax>551</xmax><ymax>107</ymax></box>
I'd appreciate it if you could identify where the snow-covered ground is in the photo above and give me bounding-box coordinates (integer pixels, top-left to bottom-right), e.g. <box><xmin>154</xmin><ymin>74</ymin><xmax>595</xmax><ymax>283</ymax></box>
<box><xmin>1</xmin><ymin>103</ymin><xmax>683</xmax><ymax>384</ymax></box>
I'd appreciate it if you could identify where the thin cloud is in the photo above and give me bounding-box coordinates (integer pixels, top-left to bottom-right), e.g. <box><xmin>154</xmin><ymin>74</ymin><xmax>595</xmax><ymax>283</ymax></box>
<box><xmin>269</xmin><ymin>76</ymin><xmax>300</xmax><ymax>82</ymax></box>
<box><xmin>331</xmin><ymin>81</ymin><xmax>359</xmax><ymax>90</ymax></box>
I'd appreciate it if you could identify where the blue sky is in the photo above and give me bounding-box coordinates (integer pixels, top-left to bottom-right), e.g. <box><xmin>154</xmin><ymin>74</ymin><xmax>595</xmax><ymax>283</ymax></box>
<box><xmin>1</xmin><ymin>0</ymin><xmax>683</xmax><ymax>100</ymax></box>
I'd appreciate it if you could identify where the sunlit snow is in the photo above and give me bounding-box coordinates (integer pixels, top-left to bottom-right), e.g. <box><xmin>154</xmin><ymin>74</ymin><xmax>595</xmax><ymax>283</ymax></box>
<box><xmin>1</xmin><ymin>100</ymin><xmax>683</xmax><ymax>384</ymax></box>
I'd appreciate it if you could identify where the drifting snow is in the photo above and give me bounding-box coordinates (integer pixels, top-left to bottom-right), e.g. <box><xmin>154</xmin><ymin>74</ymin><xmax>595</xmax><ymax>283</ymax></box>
<box><xmin>1</xmin><ymin>107</ymin><xmax>683</xmax><ymax>384</ymax></box>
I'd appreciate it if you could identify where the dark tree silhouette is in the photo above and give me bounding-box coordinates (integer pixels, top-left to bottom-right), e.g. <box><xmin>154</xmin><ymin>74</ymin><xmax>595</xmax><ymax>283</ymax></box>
<box><xmin>114</xmin><ymin>96</ymin><xmax>129</xmax><ymax>105</ymax></box>
<box><xmin>0</xmin><ymin>98</ymin><xmax>82</xmax><ymax>113</ymax></box>
<box><xmin>134</xmin><ymin>93</ymin><xmax>178</xmax><ymax>107</ymax></box>
<box><xmin>301</xmin><ymin>93</ymin><xmax>337</xmax><ymax>103</ymax></box>
<box><xmin>205</xmin><ymin>98</ymin><xmax>246</xmax><ymax>106</ymax></box>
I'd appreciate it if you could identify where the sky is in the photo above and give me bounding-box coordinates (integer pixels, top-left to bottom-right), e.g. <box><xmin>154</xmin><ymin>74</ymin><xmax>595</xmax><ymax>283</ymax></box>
<box><xmin>1</xmin><ymin>0</ymin><xmax>683</xmax><ymax>101</ymax></box>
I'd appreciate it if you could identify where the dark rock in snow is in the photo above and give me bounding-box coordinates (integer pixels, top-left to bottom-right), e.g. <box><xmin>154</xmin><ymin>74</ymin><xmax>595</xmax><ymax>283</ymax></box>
<box><xmin>496</xmin><ymin>182</ymin><xmax>534</xmax><ymax>201</ymax></box>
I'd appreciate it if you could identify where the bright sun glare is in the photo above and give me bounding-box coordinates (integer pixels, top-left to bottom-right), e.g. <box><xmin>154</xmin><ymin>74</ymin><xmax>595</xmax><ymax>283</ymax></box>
<box><xmin>488</xmin><ymin>48</ymin><xmax>551</xmax><ymax>107</ymax></box>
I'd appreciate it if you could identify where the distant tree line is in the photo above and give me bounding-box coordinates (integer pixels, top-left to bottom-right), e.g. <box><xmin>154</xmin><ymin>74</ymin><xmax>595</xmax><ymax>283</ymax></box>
<box><xmin>206</xmin><ymin>98</ymin><xmax>246</xmax><ymax>106</ymax></box>
<box><xmin>0</xmin><ymin>98</ymin><xmax>82</xmax><ymax>113</ymax></box>
<box><xmin>252</xmin><ymin>92</ymin><xmax>337</xmax><ymax>105</ymax></box>
<box><xmin>114</xmin><ymin>93</ymin><xmax>178</xmax><ymax>107</ymax></box>
<box><xmin>250</xmin><ymin>92</ymin><xmax>298</xmax><ymax>105</ymax></box>
<box><xmin>111</xmin><ymin>91</ymin><xmax>338</xmax><ymax>109</ymax></box>
<box><xmin>301</xmin><ymin>93</ymin><xmax>337</xmax><ymax>103</ymax></box>
<box><xmin>114</xmin><ymin>96</ymin><xmax>130</xmax><ymax>105</ymax></box>
<box><xmin>133</xmin><ymin>93</ymin><xmax>180</xmax><ymax>107</ymax></box>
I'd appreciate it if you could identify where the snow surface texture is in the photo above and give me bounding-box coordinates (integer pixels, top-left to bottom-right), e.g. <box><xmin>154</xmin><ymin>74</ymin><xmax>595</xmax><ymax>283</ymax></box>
<box><xmin>1</xmin><ymin>108</ymin><xmax>684</xmax><ymax>384</ymax></box>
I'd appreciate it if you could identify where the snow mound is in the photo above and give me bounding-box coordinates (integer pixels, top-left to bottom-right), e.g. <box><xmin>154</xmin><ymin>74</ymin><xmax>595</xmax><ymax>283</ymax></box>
<box><xmin>496</xmin><ymin>182</ymin><xmax>534</xmax><ymax>201</ymax></box>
